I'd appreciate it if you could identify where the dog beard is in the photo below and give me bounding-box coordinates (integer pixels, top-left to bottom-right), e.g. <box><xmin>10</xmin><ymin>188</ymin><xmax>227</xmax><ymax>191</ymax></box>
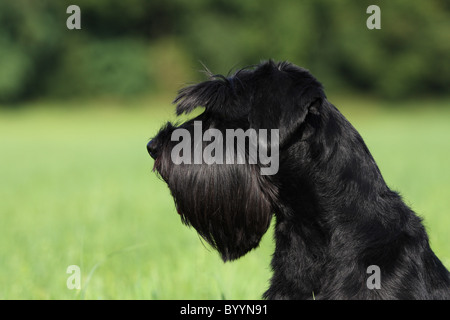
<box><xmin>153</xmin><ymin>126</ymin><xmax>277</xmax><ymax>261</ymax></box>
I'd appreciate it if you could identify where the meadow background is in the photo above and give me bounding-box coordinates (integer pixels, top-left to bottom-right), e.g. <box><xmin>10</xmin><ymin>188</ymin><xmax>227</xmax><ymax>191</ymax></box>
<box><xmin>0</xmin><ymin>0</ymin><xmax>449</xmax><ymax>299</ymax></box>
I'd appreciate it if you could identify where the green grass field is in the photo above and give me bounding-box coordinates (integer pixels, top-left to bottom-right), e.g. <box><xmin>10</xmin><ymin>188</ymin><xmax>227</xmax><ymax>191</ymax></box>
<box><xmin>0</xmin><ymin>97</ymin><xmax>449</xmax><ymax>299</ymax></box>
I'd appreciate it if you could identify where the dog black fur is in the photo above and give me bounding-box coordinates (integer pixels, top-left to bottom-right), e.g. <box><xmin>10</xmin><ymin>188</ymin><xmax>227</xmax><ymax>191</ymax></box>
<box><xmin>147</xmin><ymin>60</ymin><xmax>450</xmax><ymax>299</ymax></box>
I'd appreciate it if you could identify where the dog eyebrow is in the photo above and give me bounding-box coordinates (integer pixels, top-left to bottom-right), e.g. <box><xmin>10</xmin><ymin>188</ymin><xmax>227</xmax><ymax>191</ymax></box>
<box><xmin>210</xmin><ymin>74</ymin><xmax>242</xmax><ymax>96</ymax></box>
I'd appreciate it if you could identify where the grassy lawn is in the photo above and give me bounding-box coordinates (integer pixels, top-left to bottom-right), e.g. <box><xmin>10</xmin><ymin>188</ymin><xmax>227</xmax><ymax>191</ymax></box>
<box><xmin>0</xmin><ymin>96</ymin><xmax>449</xmax><ymax>299</ymax></box>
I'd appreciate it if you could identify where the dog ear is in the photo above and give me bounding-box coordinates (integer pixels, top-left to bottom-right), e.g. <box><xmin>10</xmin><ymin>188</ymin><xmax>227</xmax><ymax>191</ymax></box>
<box><xmin>248</xmin><ymin>61</ymin><xmax>325</xmax><ymax>146</ymax></box>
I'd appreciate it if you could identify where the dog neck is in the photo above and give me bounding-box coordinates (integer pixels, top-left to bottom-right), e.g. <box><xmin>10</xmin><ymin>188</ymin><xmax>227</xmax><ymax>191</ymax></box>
<box><xmin>264</xmin><ymin>102</ymin><xmax>395</xmax><ymax>299</ymax></box>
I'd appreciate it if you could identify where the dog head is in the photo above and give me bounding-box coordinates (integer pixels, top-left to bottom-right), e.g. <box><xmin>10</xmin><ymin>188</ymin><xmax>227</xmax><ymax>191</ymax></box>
<box><xmin>148</xmin><ymin>60</ymin><xmax>325</xmax><ymax>261</ymax></box>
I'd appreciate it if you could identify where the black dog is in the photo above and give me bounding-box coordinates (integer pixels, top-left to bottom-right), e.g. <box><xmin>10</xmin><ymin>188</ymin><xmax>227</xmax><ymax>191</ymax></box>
<box><xmin>147</xmin><ymin>60</ymin><xmax>450</xmax><ymax>299</ymax></box>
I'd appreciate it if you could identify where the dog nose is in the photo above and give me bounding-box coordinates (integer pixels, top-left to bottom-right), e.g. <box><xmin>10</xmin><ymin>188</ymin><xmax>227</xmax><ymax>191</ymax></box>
<box><xmin>147</xmin><ymin>140</ymin><xmax>158</xmax><ymax>159</ymax></box>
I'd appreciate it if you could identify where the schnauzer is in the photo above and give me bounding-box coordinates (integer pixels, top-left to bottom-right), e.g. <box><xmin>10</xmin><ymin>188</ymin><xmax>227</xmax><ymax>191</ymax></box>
<box><xmin>147</xmin><ymin>60</ymin><xmax>450</xmax><ymax>299</ymax></box>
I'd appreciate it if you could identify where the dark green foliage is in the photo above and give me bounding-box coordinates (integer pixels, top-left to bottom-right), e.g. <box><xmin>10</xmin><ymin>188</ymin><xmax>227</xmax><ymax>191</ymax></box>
<box><xmin>0</xmin><ymin>0</ymin><xmax>448</xmax><ymax>104</ymax></box>
<box><xmin>50</xmin><ymin>39</ymin><xmax>152</xmax><ymax>97</ymax></box>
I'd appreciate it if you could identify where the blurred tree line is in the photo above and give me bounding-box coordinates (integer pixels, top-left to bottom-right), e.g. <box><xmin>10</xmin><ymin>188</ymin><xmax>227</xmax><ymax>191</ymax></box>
<box><xmin>0</xmin><ymin>0</ymin><xmax>448</xmax><ymax>105</ymax></box>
